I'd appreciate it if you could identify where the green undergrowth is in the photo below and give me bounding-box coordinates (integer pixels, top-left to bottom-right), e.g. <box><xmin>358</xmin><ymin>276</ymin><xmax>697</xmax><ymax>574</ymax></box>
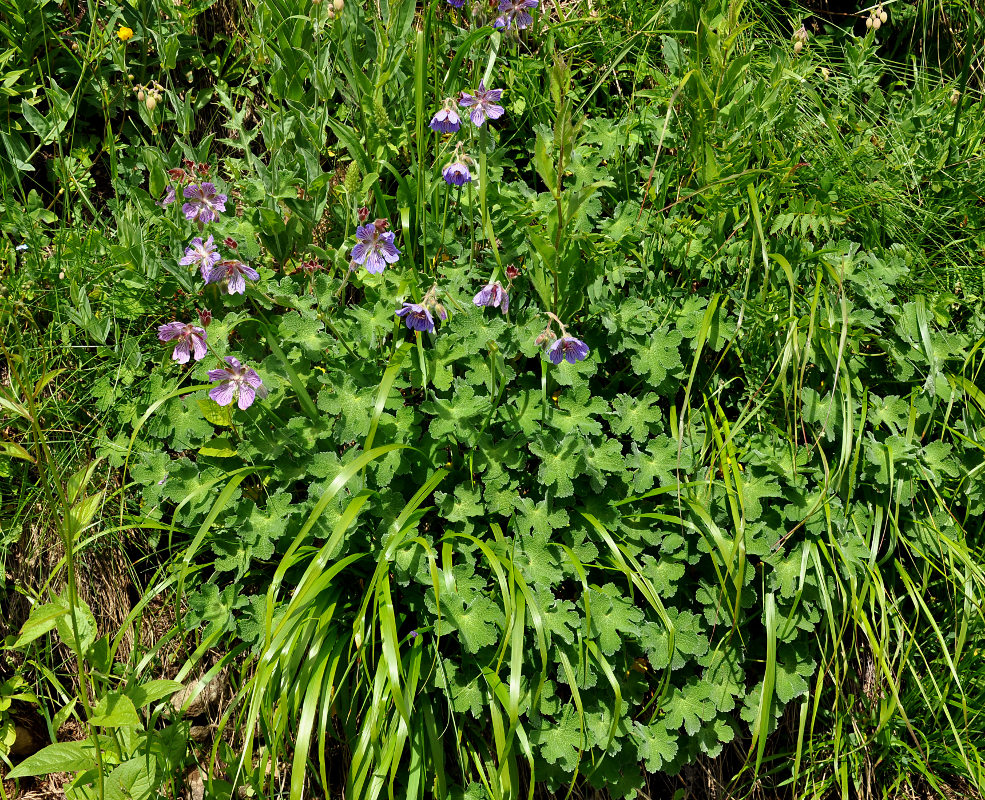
<box><xmin>1</xmin><ymin>0</ymin><xmax>984</xmax><ymax>798</ymax></box>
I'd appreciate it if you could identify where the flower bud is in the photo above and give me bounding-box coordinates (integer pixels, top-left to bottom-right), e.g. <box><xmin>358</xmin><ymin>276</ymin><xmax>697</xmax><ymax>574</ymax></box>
<box><xmin>434</xmin><ymin>303</ymin><xmax>447</xmax><ymax>321</ymax></box>
<box><xmin>357</xmin><ymin>205</ymin><xmax>370</xmax><ymax>222</ymax></box>
<box><xmin>866</xmin><ymin>16</ymin><xmax>873</xmax><ymax>28</ymax></box>
<box><xmin>951</xmin><ymin>89</ymin><xmax>961</xmax><ymax>106</ymax></box>
<box><xmin>505</xmin><ymin>264</ymin><xmax>520</xmax><ymax>280</ymax></box>
<box><xmin>137</xmin><ymin>90</ymin><xmax>146</xmax><ymax>101</ymax></box>
<box><xmin>879</xmin><ymin>10</ymin><xmax>887</xmax><ymax>22</ymax></box>
<box><xmin>334</xmin><ymin>0</ymin><xmax>344</xmax><ymax>9</ymax></box>
<box><xmin>794</xmin><ymin>40</ymin><xmax>803</xmax><ymax>53</ymax></box>
<box><xmin>873</xmin><ymin>17</ymin><xmax>881</xmax><ymax>29</ymax></box>
<box><xmin>198</xmin><ymin>308</ymin><xmax>213</xmax><ymax>328</ymax></box>
<box><xmin>146</xmin><ymin>95</ymin><xmax>157</xmax><ymax>111</ymax></box>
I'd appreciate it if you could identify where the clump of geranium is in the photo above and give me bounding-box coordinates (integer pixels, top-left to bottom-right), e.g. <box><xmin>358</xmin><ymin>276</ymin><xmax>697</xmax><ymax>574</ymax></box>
<box><xmin>350</xmin><ymin>217</ymin><xmax>401</xmax><ymax>274</ymax></box>
<box><xmin>536</xmin><ymin>312</ymin><xmax>590</xmax><ymax>365</ymax></box>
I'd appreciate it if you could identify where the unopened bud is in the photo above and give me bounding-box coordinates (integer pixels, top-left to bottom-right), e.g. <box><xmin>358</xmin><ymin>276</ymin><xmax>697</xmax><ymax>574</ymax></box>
<box><xmin>357</xmin><ymin>205</ymin><xmax>370</xmax><ymax>222</ymax></box>
<box><xmin>137</xmin><ymin>90</ymin><xmax>145</xmax><ymax>101</ymax></box>
<box><xmin>146</xmin><ymin>95</ymin><xmax>157</xmax><ymax>111</ymax></box>
<box><xmin>224</xmin><ymin>237</ymin><xmax>238</xmax><ymax>250</ymax></box>
<box><xmin>198</xmin><ymin>308</ymin><xmax>213</xmax><ymax>327</ymax></box>
<box><xmin>434</xmin><ymin>303</ymin><xmax>447</xmax><ymax>321</ymax></box>
<box><xmin>505</xmin><ymin>264</ymin><xmax>520</xmax><ymax>280</ymax></box>
<box><xmin>334</xmin><ymin>0</ymin><xmax>344</xmax><ymax>9</ymax></box>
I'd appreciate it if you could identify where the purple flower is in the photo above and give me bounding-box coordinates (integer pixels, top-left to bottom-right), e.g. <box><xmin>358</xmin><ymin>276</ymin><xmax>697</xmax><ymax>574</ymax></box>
<box><xmin>396</xmin><ymin>302</ymin><xmax>435</xmax><ymax>333</ymax></box>
<box><xmin>182</xmin><ymin>182</ymin><xmax>227</xmax><ymax>226</ymax></box>
<box><xmin>351</xmin><ymin>223</ymin><xmax>401</xmax><ymax>274</ymax></box>
<box><xmin>207</xmin><ymin>356</ymin><xmax>268</xmax><ymax>410</ymax></box>
<box><xmin>495</xmin><ymin>0</ymin><xmax>537</xmax><ymax>29</ymax></box>
<box><xmin>459</xmin><ymin>82</ymin><xmax>505</xmax><ymax>127</ymax></box>
<box><xmin>447</xmin><ymin>0</ymin><xmax>465</xmax><ymax>7</ymax></box>
<box><xmin>442</xmin><ymin>160</ymin><xmax>473</xmax><ymax>187</ymax></box>
<box><xmin>430</xmin><ymin>106</ymin><xmax>461</xmax><ymax>134</ymax></box>
<box><xmin>473</xmin><ymin>281</ymin><xmax>509</xmax><ymax>314</ymax></box>
<box><xmin>157</xmin><ymin>321</ymin><xmax>208</xmax><ymax>364</ymax></box>
<box><xmin>157</xmin><ymin>185</ymin><xmax>177</xmax><ymax>208</ymax></box>
<box><xmin>206</xmin><ymin>259</ymin><xmax>260</xmax><ymax>294</ymax></box>
<box><xmin>179</xmin><ymin>235</ymin><xmax>221</xmax><ymax>279</ymax></box>
<box><xmin>547</xmin><ymin>335</ymin><xmax>589</xmax><ymax>365</ymax></box>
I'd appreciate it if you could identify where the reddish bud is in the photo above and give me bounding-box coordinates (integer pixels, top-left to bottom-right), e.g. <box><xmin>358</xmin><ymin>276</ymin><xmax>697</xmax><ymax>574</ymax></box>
<box><xmin>505</xmin><ymin>264</ymin><xmax>520</xmax><ymax>280</ymax></box>
<box><xmin>167</xmin><ymin>168</ymin><xmax>187</xmax><ymax>181</ymax></box>
<box><xmin>373</xmin><ymin>218</ymin><xmax>390</xmax><ymax>232</ymax></box>
<box><xmin>224</xmin><ymin>237</ymin><xmax>238</xmax><ymax>250</ymax></box>
<box><xmin>357</xmin><ymin>206</ymin><xmax>370</xmax><ymax>222</ymax></box>
<box><xmin>197</xmin><ymin>162</ymin><xmax>210</xmax><ymax>176</ymax></box>
<box><xmin>197</xmin><ymin>308</ymin><xmax>213</xmax><ymax>328</ymax></box>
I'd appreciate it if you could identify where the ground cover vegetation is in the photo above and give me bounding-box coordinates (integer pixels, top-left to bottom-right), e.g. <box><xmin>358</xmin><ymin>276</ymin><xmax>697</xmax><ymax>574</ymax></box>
<box><xmin>1</xmin><ymin>0</ymin><xmax>984</xmax><ymax>797</ymax></box>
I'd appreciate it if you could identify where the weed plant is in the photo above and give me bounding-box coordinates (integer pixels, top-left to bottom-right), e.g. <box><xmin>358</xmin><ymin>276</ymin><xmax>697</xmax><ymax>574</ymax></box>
<box><xmin>1</xmin><ymin>0</ymin><xmax>984</xmax><ymax>798</ymax></box>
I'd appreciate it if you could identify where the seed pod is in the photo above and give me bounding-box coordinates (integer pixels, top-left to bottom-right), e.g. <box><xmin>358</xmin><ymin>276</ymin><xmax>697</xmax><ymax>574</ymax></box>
<box><xmin>866</xmin><ymin>16</ymin><xmax>873</xmax><ymax>28</ymax></box>
<box><xmin>146</xmin><ymin>95</ymin><xmax>157</xmax><ymax>111</ymax></box>
<box><xmin>794</xmin><ymin>40</ymin><xmax>803</xmax><ymax>53</ymax></box>
<box><xmin>327</xmin><ymin>7</ymin><xmax>335</xmax><ymax>16</ymax></box>
<box><xmin>137</xmin><ymin>90</ymin><xmax>145</xmax><ymax>101</ymax></box>
<box><xmin>873</xmin><ymin>17</ymin><xmax>881</xmax><ymax>29</ymax></box>
<box><xmin>334</xmin><ymin>0</ymin><xmax>344</xmax><ymax>9</ymax></box>
<box><xmin>951</xmin><ymin>89</ymin><xmax>961</xmax><ymax>106</ymax></box>
<box><xmin>879</xmin><ymin>9</ymin><xmax>887</xmax><ymax>22</ymax></box>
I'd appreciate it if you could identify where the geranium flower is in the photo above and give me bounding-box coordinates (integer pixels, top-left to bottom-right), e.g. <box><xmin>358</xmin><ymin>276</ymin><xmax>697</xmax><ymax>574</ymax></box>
<box><xmin>547</xmin><ymin>335</ymin><xmax>589</xmax><ymax>365</ymax></box>
<box><xmin>442</xmin><ymin>160</ymin><xmax>473</xmax><ymax>186</ymax></box>
<box><xmin>396</xmin><ymin>302</ymin><xmax>435</xmax><ymax>333</ymax></box>
<box><xmin>430</xmin><ymin>102</ymin><xmax>462</xmax><ymax>134</ymax></box>
<box><xmin>208</xmin><ymin>356</ymin><xmax>268</xmax><ymax>410</ymax></box>
<box><xmin>351</xmin><ymin>222</ymin><xmax>401</xmax><ymax>274</ymax></box>
<box><xmin>473</xmin><ymin>281</ymin><xmax>509</xmax><ymax>314</ymax></box>
<box><xmin>459</xmin><ymin>82</ymin><xmax>505</xmax><ymax>127</ymax></box>
<box><xmin>157</xmin><ymin>321</ymin><xmax>208</xmax><ymax>364</ymax></box>
<box><xmin>494</xmin><ymin>0</ymin><xmax>537</xmax><ymax>29</ymax></box>
<box><xmin>206</xmin><ymin>259</ymin><xmax>259</xmax><ymax>295</ymax></box>
<box><xmin>182</xmin><ymin>182</ymin><xmax>227</xmax><ymax>226</ymax></box>
<box><xmin>179</xmin><ymin>235</ymin><xmax>221</xmax><ymax>279</ymax></box>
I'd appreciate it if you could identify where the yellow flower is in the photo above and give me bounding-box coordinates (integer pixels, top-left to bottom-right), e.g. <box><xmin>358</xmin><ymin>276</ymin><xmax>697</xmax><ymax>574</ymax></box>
<box><xmin>118</xmin><ymin>26</ymin><xmax>133</xmax><ymax>41</ymax></box>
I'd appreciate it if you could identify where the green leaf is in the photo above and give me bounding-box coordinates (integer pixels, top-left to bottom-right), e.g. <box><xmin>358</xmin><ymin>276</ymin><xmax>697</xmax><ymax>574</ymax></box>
<box><xmin>197</xmin><ymin>398</ymin><xmax>233</xmax><ymax>427</ymax></box>
<box><xmin>125</xmin><ymin>679</ymin><xmax>184</xmax><ymax>709</ymax></box>
<box><xmin>89</xmin><ymin>692</ymin><xmax>142</xmax><ymax>728</ymax></box>
<box><xmin>53</xmin><ymin>595</ymin><xmax>97</xmax><ymax>658</ymax></box>
<box><xmin>7</xmin><ymin>741</ymin><xmax>95</xmax><ymax>778</ymax></box>
<box><xmin>104</xmin><ymin>756</ymin><xmax>156</xmax><ymax>800</ymax></box>
<box><xmin>634</xmin><ymin>719</ymin><xmax>678</xmax><ymax>773</ymax></box>
<box><xmin>199</xmin><ymin>437</ymin><xmax>238</xmax><ymax>457</ymax></box>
